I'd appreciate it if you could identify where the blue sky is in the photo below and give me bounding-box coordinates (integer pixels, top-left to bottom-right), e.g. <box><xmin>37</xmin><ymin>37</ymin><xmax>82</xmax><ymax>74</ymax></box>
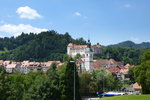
<box><xmin>0</xmin><ymin>0</ymin><xmax>150</xmax><ymax>45</ymax></box>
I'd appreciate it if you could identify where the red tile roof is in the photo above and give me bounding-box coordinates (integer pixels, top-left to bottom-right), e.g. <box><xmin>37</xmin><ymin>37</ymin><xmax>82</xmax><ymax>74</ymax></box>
<box><xmin>132</xmin><ymin>82</ymin><xmax>142</xmax><ymax>89</ymax></box>
<box><xmin>106</xmin><ymin>66</ymin><xmax>121</xmax><ymax>74</ymax></box>
<box><xmin>68</xmin><ymin>43</ymin><xmax>102</xmax><ymax>49</ymax></box>
<box><xmin>93</xmin><ymin>59</ymin><xmax>124</xmax><ymax>68</ymax></box>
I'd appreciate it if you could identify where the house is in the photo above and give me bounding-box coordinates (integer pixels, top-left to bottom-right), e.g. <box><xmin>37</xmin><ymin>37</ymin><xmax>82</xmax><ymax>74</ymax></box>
<box><xmin>119</xmin><ymin>64</ymin><xmax>133</xmax><ymax>80</ymax></box>
<box><xmin>0</xmin><ymin>60</ymin><xmax>4</xmax><ymax>66</ymax></box>
<box><xmin>3</xmin><ymin>60</ymin><xmax>11</xmax><ymax>67</ymax></box>
<box><xmin>132</xmin><ymin>82</ymin><xmax>142</xmax><ymax>94</ymax></box>
<box><xmin>41</xmin><ymin>61</ymin><xmax>62</xmax><ymax>72</ymax></box>
<box><xmin>105</xmin><ymin>66</ymin><xmax>123</xmax><ymax>79</ymax></box>
<box><xmin>93</xmin><ymin>59</ymin><xmax>124</xmax><ymax>68</ymax></box>
<box><xmin>93</xmin><ymin>59</ymin><xmax>133</xmax><ymax>80</ymax></box>
<box><xmin>20</xmin><ymin>61</ymin><xmax>63</xmax><ymax>74</ymax></box>
<box><xmin>5</xmin><ymin>64</ymin><xmax>21</xmax><ymax>73</ymax></box>
<box><xmin>20</xmin><ymin>61</ymin><xmax>42</xmax><ymax>74</ymax></box>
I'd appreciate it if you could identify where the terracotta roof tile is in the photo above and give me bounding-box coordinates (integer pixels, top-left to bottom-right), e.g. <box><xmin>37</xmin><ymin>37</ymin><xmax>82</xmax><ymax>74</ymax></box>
<box><xmin>132</xmin><ymin>82</ymin><xmax>142</xmax><ymax>89</ymax></box>
<box><xmin>6</xmin><ymin>64</ymin><xmax>17</xmax><ymax>68</ymax></box>
<box><xmin>106</xmin><ymin>66</ymin><xmax>121</xmax><ymax>74</ymax></box>
<box><xmin>68</xmin><ymin>43</ymin><xmax>102</xmax><ymax>49</ymax></box>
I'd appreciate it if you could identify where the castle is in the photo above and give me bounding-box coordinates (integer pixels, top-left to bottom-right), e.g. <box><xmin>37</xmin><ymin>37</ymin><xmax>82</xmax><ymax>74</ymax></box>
<box><xmin>67</xmin><ymin>40</ymin><xmax>102</xmax><ymax>72</ymax></box>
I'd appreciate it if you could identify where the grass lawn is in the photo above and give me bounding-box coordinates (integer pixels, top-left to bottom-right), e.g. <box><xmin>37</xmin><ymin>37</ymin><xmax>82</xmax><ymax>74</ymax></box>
<box><xmin>99</xmin><ymin>95</ymin><xmax>150</xmax><ymax>100</ymax></box>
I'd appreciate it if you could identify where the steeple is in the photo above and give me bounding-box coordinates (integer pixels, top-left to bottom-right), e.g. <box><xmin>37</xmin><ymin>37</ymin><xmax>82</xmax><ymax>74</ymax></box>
<box><xmin>87</xmin><ymin>39</ymin><xmax>91</xmax><ymax>48</ymax></box>
<box><xmin>84</xmin><ymin>39</ymin><xmax>94</xmax><ymax>72</ymax></box>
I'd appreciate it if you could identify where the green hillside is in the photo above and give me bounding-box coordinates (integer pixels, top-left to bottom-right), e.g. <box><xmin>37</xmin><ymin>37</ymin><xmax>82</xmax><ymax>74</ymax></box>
<box><xmin>109</xmin><ymin>41</ymin><xmax>150</xmax><ymax>49</ymax></box>
<box><xmin>99</xmin><ymin>95</ymin><xmax>150</xmax><ymax>100</ymax></box>
<box><xmin>0</xmin><ymin>31</ymin><xmax>148</xmax><ymax>64</ymax></box>
<box><xmin>0</xmin><ymin>30</ymin><xmax>86</xmax><ymax>61</ymax></box>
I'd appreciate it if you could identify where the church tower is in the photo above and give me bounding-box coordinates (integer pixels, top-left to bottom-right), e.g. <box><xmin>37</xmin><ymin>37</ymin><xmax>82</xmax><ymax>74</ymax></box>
<box><xmin>84</xmin><ymin>40</ymin><xmax>94</xmax><ymax>72</ymax></box>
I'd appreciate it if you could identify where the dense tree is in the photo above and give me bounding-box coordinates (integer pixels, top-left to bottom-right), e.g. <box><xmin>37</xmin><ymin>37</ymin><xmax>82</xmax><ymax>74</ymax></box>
<box><xmin>79</xmin><ymin>72</ymin><xmax>97</xmax><ymax>96</ymax></box>
<box><xmin>0</xmin><ymin>31</ymin><xmax>86</xmax><ymax>61</ymax></box>
<box><xmin>74</xmin><ymin>53</ymin><xmax>82</xmax><ymax>60</ymax></box>
<box><xmin>134</xmin><ymin>49</ymin><xmax>150</xmax><ymax>94</ymax></box>
<box><xmin>46</xmin><ymin>63</ymin><xmax>61</xmax><ymax>100</ymax></box>
<box><xmin>7</xmin><ymin>74</ymin><xmax>25</xmax><ymax>100</ymax></box>
<box><xmin>128</xmin><ymin>67</ymin><xmax>135</xmax><ymax>84</ymax></box>
<box><xmin>110</xmin><ymin>40</ymin><xmax>150</xmax><ymax>49</ymax></box>
<box><xmin>95</xmin><ymin>46</ymin><xmax>144</xmax><ymax>65</ymax></box>
<box><xmin>61</xmin><ymin>59</ymin><xmax>81</xmax><ymax>100</ymax></box>
<box><xmin>0</xmin><ymin>67</ymin><xmax>10</xmax><ymax>100</ymax></box>
<box><xmin>24</xmin><ymin>63</ymin><xmax>61</xmax><ymax>100</ymax></box>
<box><xmin>92</xmin><ymin>69</ymin><xmax>122</xmax><ymax>93</ymax></box>
<box><xmin>63</xmin><ymin>54</ymin><xmax>70</xmax><ymax>62</ymax></box>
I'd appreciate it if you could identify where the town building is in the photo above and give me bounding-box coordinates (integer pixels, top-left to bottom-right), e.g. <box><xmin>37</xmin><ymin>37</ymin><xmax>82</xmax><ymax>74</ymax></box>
<box><xmin>67</xmin><ymin>40</ymin><xmax>100</xmax><ymax>72</ymax></box>
<box><xmin>93</xmin><ymin>59</ymin><xmax>124</xmax><ymax>68</ymax></box>
<box><xmin>67</xmin><ymin>41</ymin><xmax>102</xmax><ymax>58</ymax></box>
<box><xmin>0</xmin><ymin>60</ymin><xmax>63</xmax><ymax>74</ymax></box>
<box><xmin>5</xmin><ymin>63</ymin><xmax>21</xmax><ymax>73</ymax></box>
<box><xmin>93</xmin><ymin>59</ymin><xmax>133</xmax><ymax>80</ymax></box>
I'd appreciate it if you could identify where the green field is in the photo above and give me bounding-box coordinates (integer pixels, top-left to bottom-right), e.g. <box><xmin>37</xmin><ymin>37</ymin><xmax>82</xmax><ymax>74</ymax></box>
<box><xmin>99</xmin><ymin>95</ymin><xmax>150</xmax><ymax>100</ymax></box>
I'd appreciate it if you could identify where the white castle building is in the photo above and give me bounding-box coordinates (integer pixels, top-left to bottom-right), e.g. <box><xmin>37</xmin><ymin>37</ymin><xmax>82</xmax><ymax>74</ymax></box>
<box><xmin>67</xmin><ymin>40</ymin><xmax>102</xmax><ymax>72</ymax></box>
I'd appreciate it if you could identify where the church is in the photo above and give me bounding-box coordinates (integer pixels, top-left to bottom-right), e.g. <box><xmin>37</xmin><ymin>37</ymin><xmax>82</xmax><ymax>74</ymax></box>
<box><xmin>67</xmin><ymin>40</ymin><xmax>102</xmax><ymax>72</ymax></box>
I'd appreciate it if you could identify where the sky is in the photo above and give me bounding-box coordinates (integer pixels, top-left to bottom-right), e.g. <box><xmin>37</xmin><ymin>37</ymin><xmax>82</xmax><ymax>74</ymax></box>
<box><xmin>0</xmin><ymin>0</ymin><xmax>150</xmax><ymax>46</ymax></box>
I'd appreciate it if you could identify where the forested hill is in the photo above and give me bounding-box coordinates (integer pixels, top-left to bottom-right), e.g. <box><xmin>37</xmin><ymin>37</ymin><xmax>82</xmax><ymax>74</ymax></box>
<box><xmin>0</xmin><ymin>31</ymin><xmax>86</xmax><ymax>61</ymax></box>
<box><xmin>109</xmin><ymin>40</ymin><xmax>150</xmax><ymax>49</ymax></box>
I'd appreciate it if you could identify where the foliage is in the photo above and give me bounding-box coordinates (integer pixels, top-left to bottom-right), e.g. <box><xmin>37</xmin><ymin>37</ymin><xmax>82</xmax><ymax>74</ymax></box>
<box><xmin>74</xmin><ymin>53</ymin><xmax>82</xmax><ymax>60</ymax></box>
<box><xmin>61</xmin><ymin>59</ymin><xmax>81</xmax><ymax>100</ymax></box>
<box><xmin>79</xmin><ymin>69</ymin><xmax>123</xmax><ymax>97</ymax></box>
<box><xmin>110</xmin><ymin>40</ymin><xmax>150</xmax><ymax>49</ymax></box>
<box><xmin>63</xmin><ymin>54</ymin><xmax>70</xmax><ymax>62</ymax></box>
<box><xmin>128</xmin><ymin>67</ymin><xmax>135</xmax><ymax>84</ymax></box>
<box><xmin>134</xmin><ymin>49</ymin><xmax>150</xmax><ymax>94</ymax></box>
<box><xmin>0</xmin><ymin>31</ymin><xmax>146</xmax><ymax>66</ymax></box>
<box><xmin>94</xmin><ymin>46</ymin><xmax>144</xmax><ymax>65</ymax></box>
<box><xmin>92</xmin><ymin>69</ymin><xmax>122</xmax><ymax>94</ymax></box>
<box><xmin>79</xmin><ymin>72</ymin><xmax>97</xmax><ymax>96</ymax></box>
<box><xmin>0</xmin><ymin>31</ymin><xmax>86</xmax><ymax>61</ymax></box>
<box><xmin>0</xmin><ymin>67</ymin><xmax>10</xmax><ymax>100</ymax></box>
<box><xmin>0</xmin><ymin>59</ymin><xmax>83</xmax><ymax>99</ymax></box>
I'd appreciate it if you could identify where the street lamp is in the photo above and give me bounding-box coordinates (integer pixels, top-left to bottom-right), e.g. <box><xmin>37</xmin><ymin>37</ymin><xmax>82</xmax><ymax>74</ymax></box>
<box><xmin>70</xmin><ymin>61</ymin><xmax>75</xmax><ymax>100</ymax></box>
<box><xmin>102</xmin><ymin>74</ymin><xmax>106</xmax><ymax>98</ymax></box>
<box><xmin>103</xmin><ymin>75</ymin><xmax>104</xmax><ymax>98</ymax></box>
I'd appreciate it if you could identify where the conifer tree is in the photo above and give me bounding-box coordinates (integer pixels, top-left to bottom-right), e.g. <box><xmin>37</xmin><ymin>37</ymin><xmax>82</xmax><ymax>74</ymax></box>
<box><xmin>62</xmin><ymin>59</ymin><xmax>81</xmax><ymax>100</ymax></box>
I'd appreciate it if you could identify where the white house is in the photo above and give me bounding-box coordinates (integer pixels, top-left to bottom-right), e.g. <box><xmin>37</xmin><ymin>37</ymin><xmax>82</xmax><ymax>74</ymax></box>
<box><xmin>67</xmin><ymin>40</ymin><xmax>97</xmax><ymax>72</ymax></box>
<box><xmin>5</xmin><ymin>64</ymin><xmax>20</xmax><ymax>73</ymax></box>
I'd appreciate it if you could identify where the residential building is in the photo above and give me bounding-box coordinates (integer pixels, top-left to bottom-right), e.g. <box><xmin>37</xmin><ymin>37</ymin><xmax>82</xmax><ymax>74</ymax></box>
<box><xmin>5</xmin><ymin>63</ymin><xmax>21</xmax><ymax>73</ymax></box>
<box><xmin>132</xmin><ymin>82</ymin><xmax>142</xmax><ymax>94</ymax></box>
<box><xmin>93</xmin><ymin>59</ymin><xmax>124</xmax><ymax>68</ymax></box>
<box><xmin>0</xmin><ymin>60</ymin><xmax>63</xmax><ymax>74</ymax></box>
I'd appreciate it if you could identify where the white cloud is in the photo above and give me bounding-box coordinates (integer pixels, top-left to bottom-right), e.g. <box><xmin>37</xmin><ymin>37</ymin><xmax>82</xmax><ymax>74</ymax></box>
<box><xmin>74</xmin><ymin>12</ymin><xmax>88</xmax><ymax>19</ymax></box>
<box><xmin>130</xmin><ymin>37</ymin><xmax>139</xmax><ymax>41</ymax></box>
<box><xmin>0</xmin><ymin>24</ymin><xmax>48</xmax><ymax>36</ymax></box>
<box><xmin>16</xmin><ymin>6</ymin><xmax>42</xmax><ymax>19</ymax></box>
<box><xmin>123</xmin><ymin>4</ymin><xmax>131</xmax><ymax>8</ymax></box>
<box><xmin>74</xmin><ymin>12</ymin><xmax>81</xmax><ymax>16</ymax></box>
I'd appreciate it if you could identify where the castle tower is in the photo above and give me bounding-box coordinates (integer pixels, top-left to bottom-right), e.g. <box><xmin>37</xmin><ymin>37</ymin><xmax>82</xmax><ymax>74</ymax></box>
<box><xmin>84</xmin><ymin>40</ymin><xmax>94</xmax><ymax>72</ymax></box>
<box><xmin>67</xmin><ymin>43</ymin><xmax>73</xmax><ymax>56</ymax></box>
